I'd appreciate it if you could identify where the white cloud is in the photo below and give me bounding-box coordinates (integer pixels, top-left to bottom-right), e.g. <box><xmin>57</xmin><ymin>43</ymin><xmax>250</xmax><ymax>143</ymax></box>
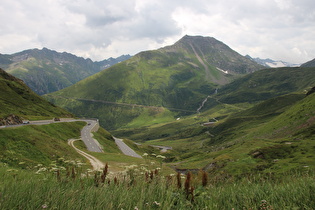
<box><xmin>0</xmin><ymin>0</ymin><xmax>314</xmax><ymax>63</ymax></box>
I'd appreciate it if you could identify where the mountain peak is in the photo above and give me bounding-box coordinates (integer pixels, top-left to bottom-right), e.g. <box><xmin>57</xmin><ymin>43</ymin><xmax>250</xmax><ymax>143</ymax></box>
<box><xmin>176</xmin><ymin>35</ymin><xmax>221</xmax><ymax>46</ymax></box>
<box><xmin>166</xmin><ymin>35</ymin><xmax>264</xmax><ymax>74</ymax></box>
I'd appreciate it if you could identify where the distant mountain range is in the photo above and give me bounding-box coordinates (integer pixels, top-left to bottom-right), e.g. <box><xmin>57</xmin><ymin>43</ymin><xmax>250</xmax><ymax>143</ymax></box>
<box><xmin>246</xmin><ymin>55</ymin><xmax>300</xmax><ymax>68</ymax></box>
<box><xmin>0</xmin><ymin>48</ymin><xmax>131</xmax><ymax>95</ymax></box>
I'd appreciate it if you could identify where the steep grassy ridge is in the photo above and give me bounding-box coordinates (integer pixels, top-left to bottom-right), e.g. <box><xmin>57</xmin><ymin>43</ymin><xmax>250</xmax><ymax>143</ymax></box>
<box><xmin>46</xmin><ymin>35</ymin><xmax>263</xmax><ymax>129</ymax></box>
<box><xmin>0</xmin><ymin>68</ymin><xmax>71</xmax><ymax>120</ymax></box>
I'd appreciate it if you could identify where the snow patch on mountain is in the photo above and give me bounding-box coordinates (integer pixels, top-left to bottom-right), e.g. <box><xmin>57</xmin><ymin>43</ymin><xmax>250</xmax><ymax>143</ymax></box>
<box><xmin>216</xmin><ymin>67</ymin><xmax>229</xmax><ymax>74</ymax></box>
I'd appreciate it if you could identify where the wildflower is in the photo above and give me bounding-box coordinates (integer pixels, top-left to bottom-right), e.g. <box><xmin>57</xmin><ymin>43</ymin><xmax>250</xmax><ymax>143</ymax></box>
<box><xmin>35</xmin><ymin>167</ymin><xmax>47</xmax><ymax>174</ymax></box>
<box><xmin>6</xmin><ymin>169</ymin><xmax>18</xmax><ymax>172</ymax></box>
<box><xmin>50</xmin><ymin>163</ymin><xmax>57</xmax><ymax>167</ymax></box>
<box><xmin>42</xmin><ymin>204</ymin><xmax>48</xmax><ymax>208</ymax></box>
<box><xmin>101</xmin><ymin>164</ymin><xmax>108</xmax><ymax>183</ymax></box>
<box><xmin>153</xmin><ymin>201</ymin><xmax>161</xmax><ymax>206</ymax></box>
<box><xmin>143</xmin><ymin>153</ymin><xmax>148</xmax><ymax>157</ymax></box>
<box><xmin>134</xmin><ymin>206</ymin><xmax>139</xmax><ymax>210</ymax></box>
<box><xmin>176</xmin><ymin>172</ymin><xmax>182</xmax><ymax>189</ymax></box>
<box><xmin>156</xmin><ymin>155</ymin><xmax>166</xmax><ymax>159</ymax></box>
<box><xmin>201</xmin><ymin>170</ymin><xmax>208</xmax><ymax>187</ymax></box>
<box><xmin>259</xmin><ymin>200</ymin><xmax>273</xmax><ymax>210</ymax></box>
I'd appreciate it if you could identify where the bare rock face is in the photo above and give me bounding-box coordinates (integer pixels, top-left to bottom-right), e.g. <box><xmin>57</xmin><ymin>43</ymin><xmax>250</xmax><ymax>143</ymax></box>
<box><xmin>0</xmin><ymin>114</ymin><xmax>23</xmax><ymax>126</ymax></box>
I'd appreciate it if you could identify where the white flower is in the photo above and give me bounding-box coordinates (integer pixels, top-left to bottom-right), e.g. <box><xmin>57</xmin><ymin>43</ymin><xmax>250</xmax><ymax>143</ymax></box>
<box><xmin>153</xmin><ymin>201</ymin><xmax>161</xmax><ymax>206</ymax></box>
<box><xmin>142</xmin><ymin>153</ymin><xmax>148</xmax><ymax>157</ymax></box>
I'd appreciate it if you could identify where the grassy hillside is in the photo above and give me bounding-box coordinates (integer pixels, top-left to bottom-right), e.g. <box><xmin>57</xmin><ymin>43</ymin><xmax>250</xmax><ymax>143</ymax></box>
<box><xmin>0</xmin><ymin>122</ymin><xmax>86</xmax><ymax>168</ymax></box>
<box><xmin>160</xmin><ymin>92</ymin><xmax>315</xmax><ymax>176</ymax></box>
<box><xmin>46</xmin><ymin>35</ymin><xmax>263</xmax><ymax>130</ymax></box>
<box><xmin>0</xmin><ymin>68</ymin><xmax>72</xmax><ymax>120</ymax></box>
<box><xmin>215</xmin><ymin>67</ymin><xmax>315</xmax><ymax>104</ymax></box>
<box><xmin>114</xmin><ymin>79</ymin><xmax>315</xmax><ymax>176</ymax></box>
<box><xmin>112</xmin><ymin>66</ymin><xmax>314</xmax><ymax>139</ymax></box>
<box><xmin>0</xmin><ymin>120</ymin><xmax>123</xmax><ymax>170</ymax></box>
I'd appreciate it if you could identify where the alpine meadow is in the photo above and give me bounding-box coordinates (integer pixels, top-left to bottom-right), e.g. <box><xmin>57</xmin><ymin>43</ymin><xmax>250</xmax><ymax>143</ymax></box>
<box><xmin>1</xmin><ymin>34</ymin><xmax>315</xmax><ymax>209</ymax></box>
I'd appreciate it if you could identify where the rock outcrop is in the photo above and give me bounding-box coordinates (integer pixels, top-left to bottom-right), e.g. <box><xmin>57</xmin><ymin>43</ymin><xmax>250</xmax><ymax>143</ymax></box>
<box><xmin>0</xmin><ymin>114</ymin><xmax>23</xmax><ymax>126</ymax></box>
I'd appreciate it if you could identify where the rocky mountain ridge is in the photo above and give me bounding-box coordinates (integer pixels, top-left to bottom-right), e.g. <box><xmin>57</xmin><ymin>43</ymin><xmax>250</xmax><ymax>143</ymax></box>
<box><xmin>0</xmin><ymin>48</ymin><xmax>131</xmax><ymax>95</ymax></box>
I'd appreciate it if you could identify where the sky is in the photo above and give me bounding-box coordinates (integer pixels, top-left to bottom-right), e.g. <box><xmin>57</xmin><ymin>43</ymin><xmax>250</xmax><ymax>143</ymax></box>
<box><xmin>0</xmin><ymin>0</ymin><xmax>314</xmax><ymax>63</ymax></box>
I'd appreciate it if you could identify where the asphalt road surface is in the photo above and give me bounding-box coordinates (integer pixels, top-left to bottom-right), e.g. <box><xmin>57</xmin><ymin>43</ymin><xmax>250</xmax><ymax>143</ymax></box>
<box><xmin>80</xmin><ymin>120</ymin><xmax>103</xmax><ymax>153</ymax></box>
<box><xmin>114</xmin><ymin>137</ymin><xmax>142</xmax><ymax>158</ymax></box>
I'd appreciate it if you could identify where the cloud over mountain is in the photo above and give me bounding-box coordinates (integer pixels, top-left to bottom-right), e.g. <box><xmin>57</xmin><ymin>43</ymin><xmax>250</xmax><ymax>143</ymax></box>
<box><xmin>0</xmin><ymin>0</ymin><xmax>314</xmax><ymax>63</ymax></box>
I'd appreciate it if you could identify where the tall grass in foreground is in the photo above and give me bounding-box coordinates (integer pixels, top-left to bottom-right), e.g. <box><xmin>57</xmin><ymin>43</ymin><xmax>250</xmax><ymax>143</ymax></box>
<box><xmin>1</xmin><ymin>165</ymin><xmax>315</xmax><ymax>209</ymax></box>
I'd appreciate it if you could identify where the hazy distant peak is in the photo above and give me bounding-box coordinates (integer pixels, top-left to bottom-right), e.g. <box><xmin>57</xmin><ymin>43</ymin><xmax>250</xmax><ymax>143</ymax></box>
<box><xmin>301</xmin><ymin>58</ymin><xmax>315</xmax><ymax>67</ymax></box>
<box><xmin>246</xmin><ymin>55</ymin><xmax>300</xmax><ymax>68</ymax></box>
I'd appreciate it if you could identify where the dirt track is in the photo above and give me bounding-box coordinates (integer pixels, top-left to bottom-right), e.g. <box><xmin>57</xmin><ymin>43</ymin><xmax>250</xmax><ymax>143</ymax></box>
<box><xmin>68</xmin><ymin>139</ymin><xmax>104</xmax><ymax>171</ymax></box>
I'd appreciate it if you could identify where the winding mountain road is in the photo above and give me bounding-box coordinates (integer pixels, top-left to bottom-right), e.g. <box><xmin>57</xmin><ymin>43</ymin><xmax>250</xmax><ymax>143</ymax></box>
<box><xmin>1</xmin><ymin>118</ymin><xmax>144</xmax><ymax>171</ymax></box>
<box><xmin>0</xmin><ymin>118</ymin><xmax>104</xmax><ymax>153</ymax></box>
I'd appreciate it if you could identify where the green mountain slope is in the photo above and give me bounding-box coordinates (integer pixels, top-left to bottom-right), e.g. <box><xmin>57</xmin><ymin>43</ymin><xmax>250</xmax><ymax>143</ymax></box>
<box><xmin>46</xmin><ymin>35</ymin><xmax>264</xmax><ymax>130</ymax></box>
<box><xmin>214</xmin><ymin>67</ymin><xmax>315</xmax><ymax>104</ymax></box>
<box><xmin>204</xmin><ymin>92</ymin><xmax>315</xmax><ymax>175</ymax></box>
<box><xmin>135</xmin><ymin>90</ymin><xmax>315</xmax><ymax>176</ymax></box>
<box><xmin>0</xmin><ymin>48</ymin><xmax>131</xmax><ymax>95</ymax></box>
<box><xmin>0</xmin><ymin>122</ymin><xmax>86</xmax><ymax>168</ymax></box>
<box><xmin>108</xmin><ymin>66</ymin><xmax>315</xmax><ymax>175</ymax></box>
<box><xmin>0</xmin><ymin>68</ymin><xmax>72</xmax><ymax>122</ymax></box>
